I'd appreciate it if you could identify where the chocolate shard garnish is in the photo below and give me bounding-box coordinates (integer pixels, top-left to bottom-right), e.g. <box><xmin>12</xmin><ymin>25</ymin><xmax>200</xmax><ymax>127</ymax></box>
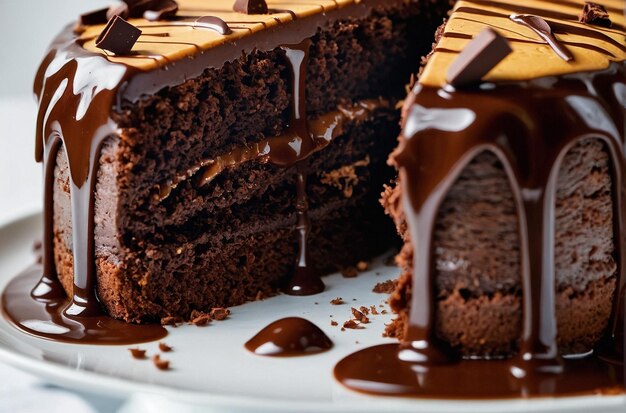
<box><xmin>96</xmin><ymin>16</ymin><xmax>142</xmax><ymax>55</ymax></box>
<box><xmin>144</xmin><ymin>0</ymin><xmax>179</xmax><ymax>21</ymax></box>
<box><xmin>446</xmin><ymin>28</ymin><xmax>512</xmax><ymax>87</ymax></box>
<box><xmin>510</xmin><ymin>14</ymin><xmax>574</xmax><ymax>62</ymax></box>
<box><xmin>579</xmin><ymin>2</ymin><xmax>612</xmax><ymax>27</ymax></box>
<box><xmin>233</xmin><ymin>0</ymin><xmax>269</xmax><ymax>15</ymax></box>
<box><xmin>79</xmin><ymin>8</ymin><xmax>110</xmax><ymax>26</ymax></box>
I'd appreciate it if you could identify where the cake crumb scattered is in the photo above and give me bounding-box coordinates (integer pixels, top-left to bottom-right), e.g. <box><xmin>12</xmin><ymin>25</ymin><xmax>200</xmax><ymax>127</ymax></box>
<box><xmin>331</xmin><ymin>320</ymin><xmax>338</xmax><ymax>327</ymax></box>
<box><xmin>159</xmin><ymin>342</ymin><xmax>173</xmax><ymax>352</ymax></box>
<box><xmin>373</xmin><ymin>280</ymin><xmax>395</xmax><ymax>294</ymax></box>
<box><xmin>152</xmin><ymin>355</ymin><xmax>170</xmax><ymax>371</ymax></box>
<box><xmin>351</xmin><ymin>307</ymin><xmax>370</xmax><ymax>324</ymax></box>
<box><xmin>341</xmin><ymin>327</ymin><xmax>346</xmax><ymax>331</ymax></box>
<box><xmin>255</xmin><ymin>290</ymin><xmax>266</xmax><ymax>301</ymax></box>
<box><xmin>190</xmin><ymin>310</ymin><xmax>212</xmax><ymax>326</ymax></box>
<box><xmin>381</xmin><ymin>309</ymin><xmax>388</xmax><ymax>314</ymax></box>
<box><xmin>161</xmin><ymin>316</ymin><xmax>184</xmax><ymax>326</ymax></box>
<box><xmin>129</xmin><ymin>348</ymin><xmax>146</xmax><ymax>359</ymax></box>
<box><xmin>210</xmin><ymin>307</ymin><xmax>230</xmax><ymax>321</ymax></box>
<box><xmin>341</xmin><ymin>267</ymin><xmax>358</xmax><ymax>278</ymax></box>
<box><xmin>330</xmin><ymin>297</ymin><xmax>344</xmax><ymax>305</ymax></box>
<box><xmin>356</xmin><ymin>261</ymin><xmax>368</xmax><ymax>272</ymax></box>
<box><xmin>370</xmin><ymin>305</ymin><xmax>379</xmax><ymax>315</ymax></box>
<box><xmin>359</xmin><ymin>306</ymin><xmax>370</xmax><ymax>315</ymax></box>
<box><xmin>343</xmin><ymin>320</ymin><xmax>363</xmax><ymax>329</ymax></box>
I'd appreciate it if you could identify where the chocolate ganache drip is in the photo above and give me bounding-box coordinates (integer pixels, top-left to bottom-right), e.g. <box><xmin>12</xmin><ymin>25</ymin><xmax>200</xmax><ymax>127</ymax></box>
<box><xmin>279</xmin><ymin>40</ymin><xmax>325</xmax><ymax>296</ymax></box>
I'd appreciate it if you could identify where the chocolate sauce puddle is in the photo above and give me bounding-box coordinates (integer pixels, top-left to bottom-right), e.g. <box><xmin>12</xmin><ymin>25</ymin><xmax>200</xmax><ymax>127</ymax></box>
<box><xmin>245</xmin><ymin>317</ymin><xmax>332</xmax><ymax>356</ymax></box>
<box><xmin>335</xmin><ymin>63</ymin><xmax>626</xmax><ymax>398</ymax></box>
<box><xmin>2</xmin><ymin>265</ymin><xmax>167</xmax><ymax>344</ymax></box>
<box><xmin>334</xmin><ymin>344</ymin><xmax>624</xmax><ymax>399</ymax></box>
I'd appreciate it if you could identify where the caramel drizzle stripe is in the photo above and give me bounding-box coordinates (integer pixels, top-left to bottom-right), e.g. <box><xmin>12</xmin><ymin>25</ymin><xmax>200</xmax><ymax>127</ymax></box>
<box><xmin>464</xmin><ymin>0</ymin><xmax>626</xmax><ymax>32</ymax></box>
<box><xmin>439</xmin><ymin>32</ymin><xmax>616</xmax><ymax>58</ymax></box>
<box><xmin>452</xmin><ymin>16</ymin><xmax>540</xmax><ymax>41</ymax></box>
<box><xmin>546</xmin><ymin>0</ymin><xmax>624</xmax><ymax>14</ymax></box>
<box><xmin>452</xmin><ymin>9</ymin><xmax>626</xmax><ymax>56</ymax></box>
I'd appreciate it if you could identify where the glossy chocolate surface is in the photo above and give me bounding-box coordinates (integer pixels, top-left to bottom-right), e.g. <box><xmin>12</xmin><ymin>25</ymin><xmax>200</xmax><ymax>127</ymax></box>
<box><xmin>245</xmin><ymin>317</ymin><xmax>332</xmax><ymax>356</ymax></box>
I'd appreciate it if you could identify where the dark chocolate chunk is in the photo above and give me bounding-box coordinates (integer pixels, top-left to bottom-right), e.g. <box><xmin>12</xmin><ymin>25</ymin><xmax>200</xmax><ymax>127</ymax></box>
<box><xmin>579</xmin><ymin>2</ymin><xmax>612</xmax><ymax>27</ymax></box>
<box><xmin>80</xmin><ymin>8</ymin><xmax>110</xmax><ymax>26</ymax></box>
<box><xmin>95</xmin><ymin>16</ymin><xmax>142</xmax><ymax>55</ymax></box>
<box><xmin>446</xmin><ymin>28</ymin><xmax>512</xmax><ymax>87</ymax></box>
<box><xmin>144</xmin><ymin>0</ymin><xmax>179</xmax><ymax>21</ymax></box>
<box><xmin>233</xmin><ymin>0</ymin><xmax>268</xmax><ymax>15</ymax></box>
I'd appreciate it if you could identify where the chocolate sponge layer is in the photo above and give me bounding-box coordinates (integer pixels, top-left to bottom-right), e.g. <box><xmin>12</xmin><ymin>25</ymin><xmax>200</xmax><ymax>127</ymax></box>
<box><xmin>54</xmin><ymin>112</ymin><xmax>399</xmax><ymax>322</ymax></box>
<box><xmin>383</xmin><ymin>139</ymin><xmax>617</xmax><ymax>357</ymax></box>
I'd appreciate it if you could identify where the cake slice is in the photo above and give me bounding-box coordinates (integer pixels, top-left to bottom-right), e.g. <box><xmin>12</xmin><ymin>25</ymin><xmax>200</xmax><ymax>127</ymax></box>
<box><xmin>383</xmin><ymin>0</ymin><xmax>626</xmax><ymax>359</ymax></box>
<box><xmin>34</xmin><ymin>0</ymin><xmax>450</xmax><ymax>323</ymax></box>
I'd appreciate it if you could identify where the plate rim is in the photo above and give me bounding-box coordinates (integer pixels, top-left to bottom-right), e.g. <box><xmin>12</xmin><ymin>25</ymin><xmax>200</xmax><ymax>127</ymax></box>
<box><xmin>0</xmin><ymin>212</ymin><xmax>624</xmax><ymax>412</ymax></box>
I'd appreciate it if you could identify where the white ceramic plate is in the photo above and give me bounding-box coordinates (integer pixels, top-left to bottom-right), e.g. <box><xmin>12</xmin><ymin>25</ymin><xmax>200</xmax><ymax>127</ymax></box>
<box><xmin>0</xmin><ymin>213</ymin><xmax>624</xmax><ymax>413</ymax></box>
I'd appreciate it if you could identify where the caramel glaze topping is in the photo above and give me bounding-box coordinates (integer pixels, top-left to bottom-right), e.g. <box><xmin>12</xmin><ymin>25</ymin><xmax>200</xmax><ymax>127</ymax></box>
<box><xmin>335</xmin><ymin>0</ymin><xmax>626</xmax><ymax>399</ymax></box>
<box><xmin>2</xmin><ymin>0</ymin><xmax>404</xmax><ymax>344</ymax></box>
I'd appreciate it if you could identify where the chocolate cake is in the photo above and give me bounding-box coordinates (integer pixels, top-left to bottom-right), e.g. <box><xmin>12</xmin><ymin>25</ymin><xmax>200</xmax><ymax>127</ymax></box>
<box><xmin>13</xmin><ymin>0</ymin><xmax>454</xmax><ymax>329</ymax></box>
<box><xmin>335</xmin><ymin>0</ymin><xmax>626</xmax><ymax>399</ymax></box>
<box><xmin>1</xmin><ymin>0</ymin><xmax>624</xmax><ymax>400</ymax></box>
<box><xmin>383</xmin><ymin>0</ymin><xmax>626</xmax><ymax>358</ymax></box>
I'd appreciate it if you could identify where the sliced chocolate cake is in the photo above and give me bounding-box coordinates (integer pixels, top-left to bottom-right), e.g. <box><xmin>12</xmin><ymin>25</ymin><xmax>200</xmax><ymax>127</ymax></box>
<box><xmin>27</xmin><ymin>0</ymin><xmax>452</xmax><ymax>325</ymax></box>
<box><xmin>334</xmin><ymin>0</ymin><xmax>626</xmax><ymax>399</ymax></box>
<box><xmin>383</xmin><ymin>0</ymin><xmax>626</xmax><ymax>358</ymax></box>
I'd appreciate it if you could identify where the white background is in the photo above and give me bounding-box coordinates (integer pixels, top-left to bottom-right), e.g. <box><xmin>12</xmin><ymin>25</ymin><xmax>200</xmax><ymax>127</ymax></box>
<box><xmin>0</xmin><ymin>1</ymin><xmax>121</xmax><ymax>412</ymax></box>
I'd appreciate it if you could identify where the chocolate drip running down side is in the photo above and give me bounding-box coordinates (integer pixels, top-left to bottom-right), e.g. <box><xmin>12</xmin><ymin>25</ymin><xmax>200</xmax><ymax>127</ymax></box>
<box><xmin>335</xmin><ymin>62</ymin><xmax>626</xmax><ymax>398</ymax></box>
<box><xmin>278</xmin><ymin>40</ymin><xmax>324</xmax><ymax>296</ymax></box>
